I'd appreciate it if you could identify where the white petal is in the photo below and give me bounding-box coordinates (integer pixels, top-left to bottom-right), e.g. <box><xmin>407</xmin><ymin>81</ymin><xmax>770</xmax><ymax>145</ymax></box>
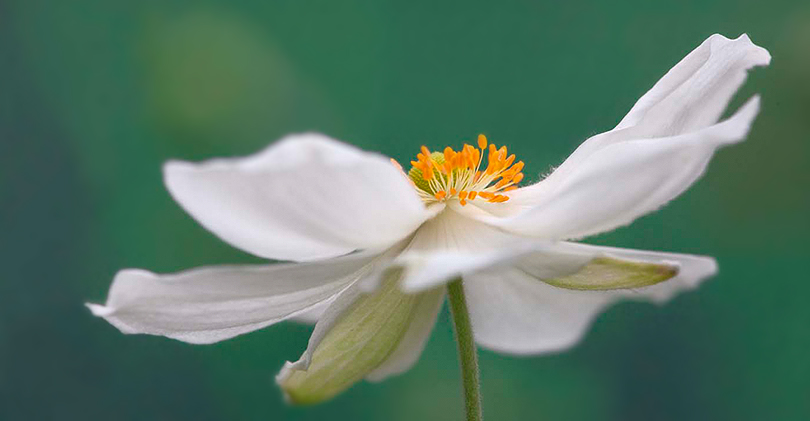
<box><xmin>86</xmin><ymin>251</ymin><xmax>380</xmax><ymax>344</ymax></box>
<box><xmin>482</xmin><ymin>34</ymin><xmax>769</xmax><ymax>238</ymax></box>
<box><xmin>366</xmin><ymin>210</ymin><xmax>563</xmax><ymax>293</ymax></box>
<box><xmin>289</xmin><ymin>297</ymin><xmax>334</xmax><ymax>324</ymax></box>
<box><xmin>164</xmin><ymin>133</ymin><xmax>440</xmax><ymax>262</ymax></box>
<box><xmin>487</xmin><ymin>96</ymin><xmax>761</xmax><ymax>239</ymax></box>
<box><xmin>615</xmin><ymin>34</ymin><xmax>770</xmax><ymax>134</ymax></box>
<box><xmin>465</xmin><ymin>242</ymin><xmax>717</xmax><ymax>355</ymax></box>
<box><xmin>514</xmin><ymin>34</ymin><xmax>770</xmax><ymax>205</ymax></box>
<box><xmin>276</xmin><ymin>272</ymin><xmax>441</xmax><ymax>404</ymax></box>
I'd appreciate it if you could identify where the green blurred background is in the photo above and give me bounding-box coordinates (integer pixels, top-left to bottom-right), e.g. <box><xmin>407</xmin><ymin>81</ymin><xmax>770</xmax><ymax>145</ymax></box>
<box><xmin>2</xmin><ymin>0</ymin><xmax>808</xmax><ymax>420</ymax></box>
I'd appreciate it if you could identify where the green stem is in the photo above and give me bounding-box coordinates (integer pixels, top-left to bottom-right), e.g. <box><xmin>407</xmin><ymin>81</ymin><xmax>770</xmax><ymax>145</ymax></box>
<box><xmin>447</xmin><ymin>278</ymin><xmax>483</xmax><ymax>421</ymax></box>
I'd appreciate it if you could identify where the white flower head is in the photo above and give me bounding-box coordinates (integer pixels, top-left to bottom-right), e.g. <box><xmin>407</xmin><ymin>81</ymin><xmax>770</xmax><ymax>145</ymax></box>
<box><xmin>88</xmin><ymin>34</ymin><xmax>770</xmax><ymax>404</ymax></box>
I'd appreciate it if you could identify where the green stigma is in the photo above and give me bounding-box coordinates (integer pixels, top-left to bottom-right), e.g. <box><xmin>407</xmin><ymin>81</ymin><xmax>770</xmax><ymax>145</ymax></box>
<box><xmin>408</xmin><ymin>151</ymin><xmax>445</xmax><ymax>193</ymax></box>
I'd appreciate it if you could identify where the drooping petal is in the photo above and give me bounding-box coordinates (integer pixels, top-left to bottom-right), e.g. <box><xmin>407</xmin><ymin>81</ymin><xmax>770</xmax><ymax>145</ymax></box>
<box><xmin>276</xmin><ymin>271</ymin><xmax>443</xmax><ymax>404</ymax></box>
<box><xmin>86</xmin><ymin>251</ymin><xmax>381</xmax><ymax>344</ymax></box>
<box><xmin>473</xmin><ymin>34</ymin><xmax>769</xmax><ymax>239</ymax></box>
<box><xmin>164</xmin><ymin>133</ymin><xmax>441</xmax><ymax>262</ymax></box>
<box><xmin>482</xmin><ymin>96</ymin><xmax>761</xmax><ymax>239</ymax></box>
<box><xmin>464</xmin><ymin>242</ymin><xmax>717</xmax><ymax>355</ymax></box>
<box><xmin>365</xmin><ymin>287</ymin><xmax>444</xmax><ymax>382</ymax></box>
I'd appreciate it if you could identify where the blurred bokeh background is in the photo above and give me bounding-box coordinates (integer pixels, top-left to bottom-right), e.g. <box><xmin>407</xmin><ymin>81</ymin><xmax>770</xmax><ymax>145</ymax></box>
<box><xmin>2</xmin><ymin>1</ymin><xmax>808</xmax><ymax>420</ymax></box>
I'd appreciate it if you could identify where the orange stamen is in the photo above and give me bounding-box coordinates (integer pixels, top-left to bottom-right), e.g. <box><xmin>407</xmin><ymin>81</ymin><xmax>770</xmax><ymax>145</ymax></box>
<box><xmin>477</xmin><ymin>134</ymin><xmax>487</xmax><ymax>149</ymax></box>
<box><xmin>402</xmin><ymin>135</ymin><xmax>525</xmax><ymax>205</ymax></box>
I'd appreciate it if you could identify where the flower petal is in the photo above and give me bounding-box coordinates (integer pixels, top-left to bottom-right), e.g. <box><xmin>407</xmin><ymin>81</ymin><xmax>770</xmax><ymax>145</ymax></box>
<box><xmin>164</xmin><ymin>133</ymin><xmax>440</xmax><ymax>262</ymax></box>
<box><xmin>514</xmin><ymin>34</ymin><xmax>770</xmax><ymax>205</ymax></box>
<box><xmin>464</xmin><ymin>242</ymin><xmax>717</xmax><ymax>355</ymax></box>
<box><xmin>365</xmin><ymin>210</ymin><xmax>560</xmax><ymax>293</ymax></box>
<box><xmin>86</xmin><ymin>251</ymin><xmax>381</xmax><ymax>344</ymax></box>
<box><xmin>486</xmin><ymin>96</ymin><xmax>761</xmax><ymax>239</ymax></box>
<box><xmin>276</xmin><ymin>272</ymin><xmax>442</xmax><ymax>404</ymax></box>
<box><xmin>477</xmin><ymin>34</ymin><xmax>770</xmax><ymax>239</ymax></box>
<box><xmin>289</xmin><ymin>298</ymin><xmax>334</xmax><ymax>324</ymax></box>
<box><xmin>615</xmin><ymin>34</ymin><xmax>770</xmax><ymax>134</ymax></box>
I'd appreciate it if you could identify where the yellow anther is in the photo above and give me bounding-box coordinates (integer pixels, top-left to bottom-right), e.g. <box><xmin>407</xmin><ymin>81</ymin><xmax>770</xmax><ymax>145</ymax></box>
<box><xmin>501</xmin><ymin>167</ymin><xmax>520</xmax><ymax>180</ymax></box>
<box><xmin>444</xmin><ymin>147</ymin><xmax>455</xmax><ymax>162</ymax></box>
<box><xmin>477</xmin><ymin>134</ymin><xmax>487</xmax><ymax>149</ymax></box>
<box><xmin>404</xmin><ymin>135</ymin><xmax>525</xmax><ymax>205</ymax></box>
<box><xmin>497</xmin><ymin>146</ymin><xmax>507</xmax><ymax>161</ymax></box>
<box><xmin>458</xmin><ymin>149</ymin><xmax>467</xmax><ymax>169</ymax></box>
<box><xmin>466</xmin><ymin>152</ymin><xmax>476</xmax><ymax>169</ymax></box>
<box><xmin>504</xmin><ymin>154</ymin><xmax>516</xmax><ymax>168</ymax></box>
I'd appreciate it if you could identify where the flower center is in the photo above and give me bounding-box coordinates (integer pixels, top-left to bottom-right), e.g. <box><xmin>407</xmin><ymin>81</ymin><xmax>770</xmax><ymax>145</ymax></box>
<box><xmin>392</xmin><ymin>134</ymin><xmax>524</xmax><ymax>206</ymax></box>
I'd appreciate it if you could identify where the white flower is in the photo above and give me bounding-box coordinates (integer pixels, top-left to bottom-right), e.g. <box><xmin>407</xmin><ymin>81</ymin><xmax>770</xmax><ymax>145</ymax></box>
<box><xmin>88</xmin><ymin>34</ymin><xmax>770</xmax><ymax>404</ymax></box>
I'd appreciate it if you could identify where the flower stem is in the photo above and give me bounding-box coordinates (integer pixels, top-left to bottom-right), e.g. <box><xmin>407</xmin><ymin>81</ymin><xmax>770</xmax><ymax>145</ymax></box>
<box><xmin>447</xmin><ymin>278</ymin><xmax>483</xmax><ymax>421</ymax></box>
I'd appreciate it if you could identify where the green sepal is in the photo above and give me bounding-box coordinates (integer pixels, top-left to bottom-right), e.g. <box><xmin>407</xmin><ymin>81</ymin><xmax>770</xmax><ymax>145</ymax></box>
<box><xmin>544</xmin><ymin>257</ymin><xmax>679</xmax><ymax>291</ymax></box>
<box><xmin>280</xmin><ymin>271</ymin><xmax>421</xmax><ymax>405</ymax></box>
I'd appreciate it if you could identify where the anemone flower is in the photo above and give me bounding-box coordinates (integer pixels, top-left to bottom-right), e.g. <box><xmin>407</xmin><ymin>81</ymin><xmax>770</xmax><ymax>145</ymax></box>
<box><xmin>89</xmin><ymin>34</ymin><xmax>770</xmax><ymax>419</ymax></box>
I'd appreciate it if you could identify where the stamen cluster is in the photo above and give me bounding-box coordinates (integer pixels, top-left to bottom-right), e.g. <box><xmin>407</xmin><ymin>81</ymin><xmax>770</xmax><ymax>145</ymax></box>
<box><xmin>394</xmin><ymin>134</ymin><xmax>524</xmax><ymax>206</ymax></box>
